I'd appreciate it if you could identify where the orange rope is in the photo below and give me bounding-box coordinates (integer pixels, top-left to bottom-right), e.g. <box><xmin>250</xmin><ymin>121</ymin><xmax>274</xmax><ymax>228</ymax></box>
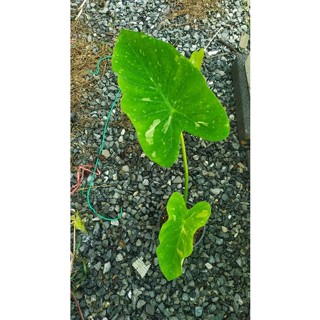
<box><xmin>70</xmin><ymin>164</ymin><xmax>101</xmax><ymax>196</ymax></box>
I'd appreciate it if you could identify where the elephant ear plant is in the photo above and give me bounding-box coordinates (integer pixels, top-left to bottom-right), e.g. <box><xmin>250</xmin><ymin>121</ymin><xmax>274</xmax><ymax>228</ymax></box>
<box><xmin>112</xmin><ymin>29</ymin><xmax>230</xmax><ymax>281</ymax></box>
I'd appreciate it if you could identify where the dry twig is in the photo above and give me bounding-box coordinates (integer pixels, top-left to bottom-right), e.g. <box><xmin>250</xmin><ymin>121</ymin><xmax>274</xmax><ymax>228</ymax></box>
<box><xmin>71</xmin><ymin>289</ymin><xmax>85</xmax><ymax>320</ymax></box>
<box><xmin>75</xmin><ymin>0</ymin><xmax>89</xmax><ymax>21</ymax></box>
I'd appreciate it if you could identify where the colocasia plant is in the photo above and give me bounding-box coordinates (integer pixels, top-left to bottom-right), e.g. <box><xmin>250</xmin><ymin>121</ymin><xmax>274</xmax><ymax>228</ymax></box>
<box><xmin>112</xmin><ymin>29</ymin><xmax>230</xmax><ymax>280</ymax></box>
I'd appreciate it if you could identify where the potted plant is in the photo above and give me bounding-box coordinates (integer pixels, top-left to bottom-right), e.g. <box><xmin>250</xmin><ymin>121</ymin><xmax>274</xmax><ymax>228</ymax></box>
<box><xmin>111</xmin><ymin>29</ymin><xmax>230</xmax><ymax>281</ymax></box>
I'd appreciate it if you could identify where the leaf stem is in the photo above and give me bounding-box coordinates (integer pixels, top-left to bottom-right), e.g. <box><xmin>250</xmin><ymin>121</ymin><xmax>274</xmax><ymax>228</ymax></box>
<box><xmin>180</xmin><ymin>132</ymin><xmax>189</xmax><ymax>203</ymax></box>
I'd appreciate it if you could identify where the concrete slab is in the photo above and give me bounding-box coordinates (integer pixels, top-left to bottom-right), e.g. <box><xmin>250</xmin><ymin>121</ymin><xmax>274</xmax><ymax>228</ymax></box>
<box><xmin>239</xmin><ymin>33</ymin><xmax>250</xmax><ymax>49</ymax></box>
<box><xmin>232</xmin><ymin>54</ymin><xmax>250</xmax><ymax>144</ymax></box>
<box><xmin>245</xmin><ymin>54</ymin><xmax>250</xmax><ymax>89</ymax></box>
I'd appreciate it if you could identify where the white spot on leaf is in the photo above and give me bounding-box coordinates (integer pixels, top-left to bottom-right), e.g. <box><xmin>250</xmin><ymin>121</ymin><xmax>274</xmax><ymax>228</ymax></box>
<box><xmin>163</xmin><ymin>115</ymin><xmax>172</xmax><ymax>133</ymax></box>
<box><xmin>142</xmin><ymin>97</ymin><xmax>152</xmax><ymax>102</ymax></box>
<box><xmin>195</xmin><ymin>121</ymin><xmax>208</xmax><ymax>127</ymax></box>
<box><xmin>145</xmin><ymin>119</ymin><xmax>161</xmax><ymax>145</ymax></box>
<box><xmin>196</xmin><ymin>210</ymin><xmax>208</xmax><ymax>219</ymax></box>
<box><xmin>151</xmin><ymin>151</ymin><xmax>156</xmax><ymax>157</ymax></box>
<box><xmin>197</xmin><ymin>121</ymin><xmax>208</xmax><ymax>127</ymax></box>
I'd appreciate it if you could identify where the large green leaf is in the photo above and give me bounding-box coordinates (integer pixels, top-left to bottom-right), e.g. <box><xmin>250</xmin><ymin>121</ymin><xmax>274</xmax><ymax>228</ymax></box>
<box><xmin>112</xmin><ymin>29</ymin><xmax>230</xmax><ymax>167</ymax></box>
<box><xmin>156</xmin><ymin>192</ymin><xmax>211</xmax><ymax>281</ymax></box>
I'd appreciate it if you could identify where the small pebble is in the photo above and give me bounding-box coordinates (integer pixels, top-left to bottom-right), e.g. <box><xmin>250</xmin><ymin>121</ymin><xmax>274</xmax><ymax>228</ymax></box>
<box><xmin>221</xmin><ymin>226</ymin><xmax>228</xmax><ymax>232</ymax></box>
<box><xmin>137</xmin><ymin>299</ymin><xmax>146</xmax><ymax>308</ymax></box>
<box><xmin>94</xmin><ymin>261</ymin><xmax>101</xmax><ymax>271</ymax></box>
<box><xmin>103</xmin><ymin>262</ymin><xmax>111</xmax><ymax>273</ymax></box>
<box><xmin>111</xmin><ymin>219</ymin><xmax>119</xmax><ymax>226</ymax></box>
<box><xmin>173</xmin><ymin>176</ymin><xmax>183</xmax><ymax>184</ymax></box>
<box><xmin>195</xmin><ymin>306</ymin><xmax>203</xmax><ymax>317</ymax></box>
<box><xmin>212</xmin><ymin>188</ymin><xmax>221</xmax><ymax>195</ymax></box>
<box><xmin>101</xmin><ymin>149</ymin><xmax>110</xmax><ymax>158</ymax></box>
<box><xmin>116</xmin><ymin>253</ymin><xmax>123</xmax><ymax>262</ymax></box>
<box><xmin>146</xmin><ymin>303</ymin><xmax>155</xmax><ymax>316</ymax></box>
<box><xmin>232</xmin><ymin>142</ymin><xmax>240</xmax><ymax>150</ymax></box>
<box><xmin>182</xmin><ymin>293</ymin><xmax>189</xmax><ymax>301</ymax></box>
<box><xmin>205</xmin><ymin>262</ymin><xmax>213</xmax><ymax>270</ymax></box>
<box><xmin>222</xmin><ymin>194</ymin><xmax>229</xmax><ymax>201</ymax></box>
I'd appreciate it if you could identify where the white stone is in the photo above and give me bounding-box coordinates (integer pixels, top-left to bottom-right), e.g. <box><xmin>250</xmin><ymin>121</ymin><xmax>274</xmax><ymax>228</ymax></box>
<box><xmin>101</xmin><ymin>149</ymin><xmax>110</xmax><ymax>158</ymax></box>
<box><xmin>212</xmin><ymin>188</ymin><xmax>222</xmax><ymax>195</ymax></box>
<box><xmin>116</xmin><ymin>253</ymin><xmax>123</xmax><ymax>262</ymax></box>
<box><xmin>221</xmin><ymin>226</ymin><xmax>228</xmax><ymax>232</ymax></box>
<box><xmin>103</xmin><ymin>262</ymin><xmax>111</xmax><ymax>274</ymax></box>
<box><xmin>207</xmin><ymin>50</ymin><xmax>219</xmax><ymax>56</ymax></box>
<box><xmin>132</xmin><ymin>257</ymin><xmax>150</xmax><ymax>278</ymax></box>
<box><xmin>205</xmin><ymin>262</ymin><xmax>213</xmax><ymax>270</ymax></box>
<box><xmin>111</xmin><ymin>220</ymin><xmax>119</xmax><ymax>226</ymax></box>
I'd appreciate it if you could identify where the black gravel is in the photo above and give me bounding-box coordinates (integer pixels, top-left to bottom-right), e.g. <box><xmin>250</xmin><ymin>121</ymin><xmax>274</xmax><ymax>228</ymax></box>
<box><xmin>71</xmin><ymin>0</ymin><xmax>250</xmax><ymax>319</ymax></box>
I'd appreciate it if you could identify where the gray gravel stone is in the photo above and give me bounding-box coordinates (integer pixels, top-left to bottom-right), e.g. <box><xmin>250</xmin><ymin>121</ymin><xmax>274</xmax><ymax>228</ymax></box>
<box><xmin>146</xmin><ymin>303</ymin><xmax>155</xmax><ymax>316</ymax></box>
<box><xmin>222</xmin><ymin>194</ymin><xmax>229</xmax><ymax>201</ymax></box>
<box><xmin>115</xmin><ymin>253</ymin><xmax>123</xmax><ymax>262</ymax></box>
<box><xmin>122</xmin><ymin>165</ymin><xmax>129</xmax><ymax>172</ymax></box>
<box><xmin>103</xmin><ymin>262</ymin><xmax>111</xmax><ymax>273</ymax></box>
<box><xmin>236</xmin><ymin>257</ymin><xmax>243</xmax><ymax>267</ymax></box>
<box><xmin>195</xmin><ymin>306</ymin><xmax>203</xmax><ymax>317</ymax></box>
<box><xmin>137</xmin><ymin>299</ymin><xmax>146</xmax><ymax>308</ymax></box>
<box><xmin>173</xmin><ymin>176</ymin><xmax>183</xmax><ymax>183</ymax></box>
<box><xmin>158</xmin><ymin>302</ymin><xmax>165</xmax><ymax>312</ymax></box>
<box><xmin>232</xmin><ymin>142</ymin><xmax>240</xmax><ymax>150</ymax></box>
<box><xmin>94</xmin><ymin>261</ymin><xmax>102</xmax><ymax>271</ymax></box>
<box><xmin>212</xmin><ymin>188</ymin><xmax>222</xmax><ymax>195</ymax></box>
<box><xmin>93</xmin><ymin>222</ymin><xmax>100</xmax><ymax>235</ymax></box>
<box><xmin>182</xmin><ymin>293</ymin><xmax>189</xmax><ymax>301</ymax></box>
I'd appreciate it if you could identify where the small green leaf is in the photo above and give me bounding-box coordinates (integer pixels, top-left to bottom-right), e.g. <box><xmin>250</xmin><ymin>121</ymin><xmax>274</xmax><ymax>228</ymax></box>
<box><xmin>82</xmin><ymin>261</ymin><xmax>87</xmax><ymax>274</ymax></box>
<box><xmin>189</xmin><ymin>48</ymin><xmax>205</xmax><ymax>71</ymax></box>
<box><xmin>71</xmin><ymin>211</ymin><xmax>87</xmax><ymax>233</ymax></box>
<box><xmin>112</xmin><ymin>30</ymin><xmax>230</xmax><ymax>167</ymax></box>
<box><xmin>156</xmin><ymin>192</ymin><xmax>211</xmax><ymax>280</ymax></box>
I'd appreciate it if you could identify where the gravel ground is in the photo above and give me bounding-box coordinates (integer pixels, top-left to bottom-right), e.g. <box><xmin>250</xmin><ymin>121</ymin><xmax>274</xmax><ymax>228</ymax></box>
<box><xmin>70</xmin><ymin>0</ymin><xmax>250</xmax><ymax>319</ymax></box>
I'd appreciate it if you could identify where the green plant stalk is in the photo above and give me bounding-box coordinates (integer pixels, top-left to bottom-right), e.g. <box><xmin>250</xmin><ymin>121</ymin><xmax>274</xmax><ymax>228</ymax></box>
<box><xmin>180</xmin><ymin>132</ymin><xmax>189</xmax><ymax>203</ymax></box>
